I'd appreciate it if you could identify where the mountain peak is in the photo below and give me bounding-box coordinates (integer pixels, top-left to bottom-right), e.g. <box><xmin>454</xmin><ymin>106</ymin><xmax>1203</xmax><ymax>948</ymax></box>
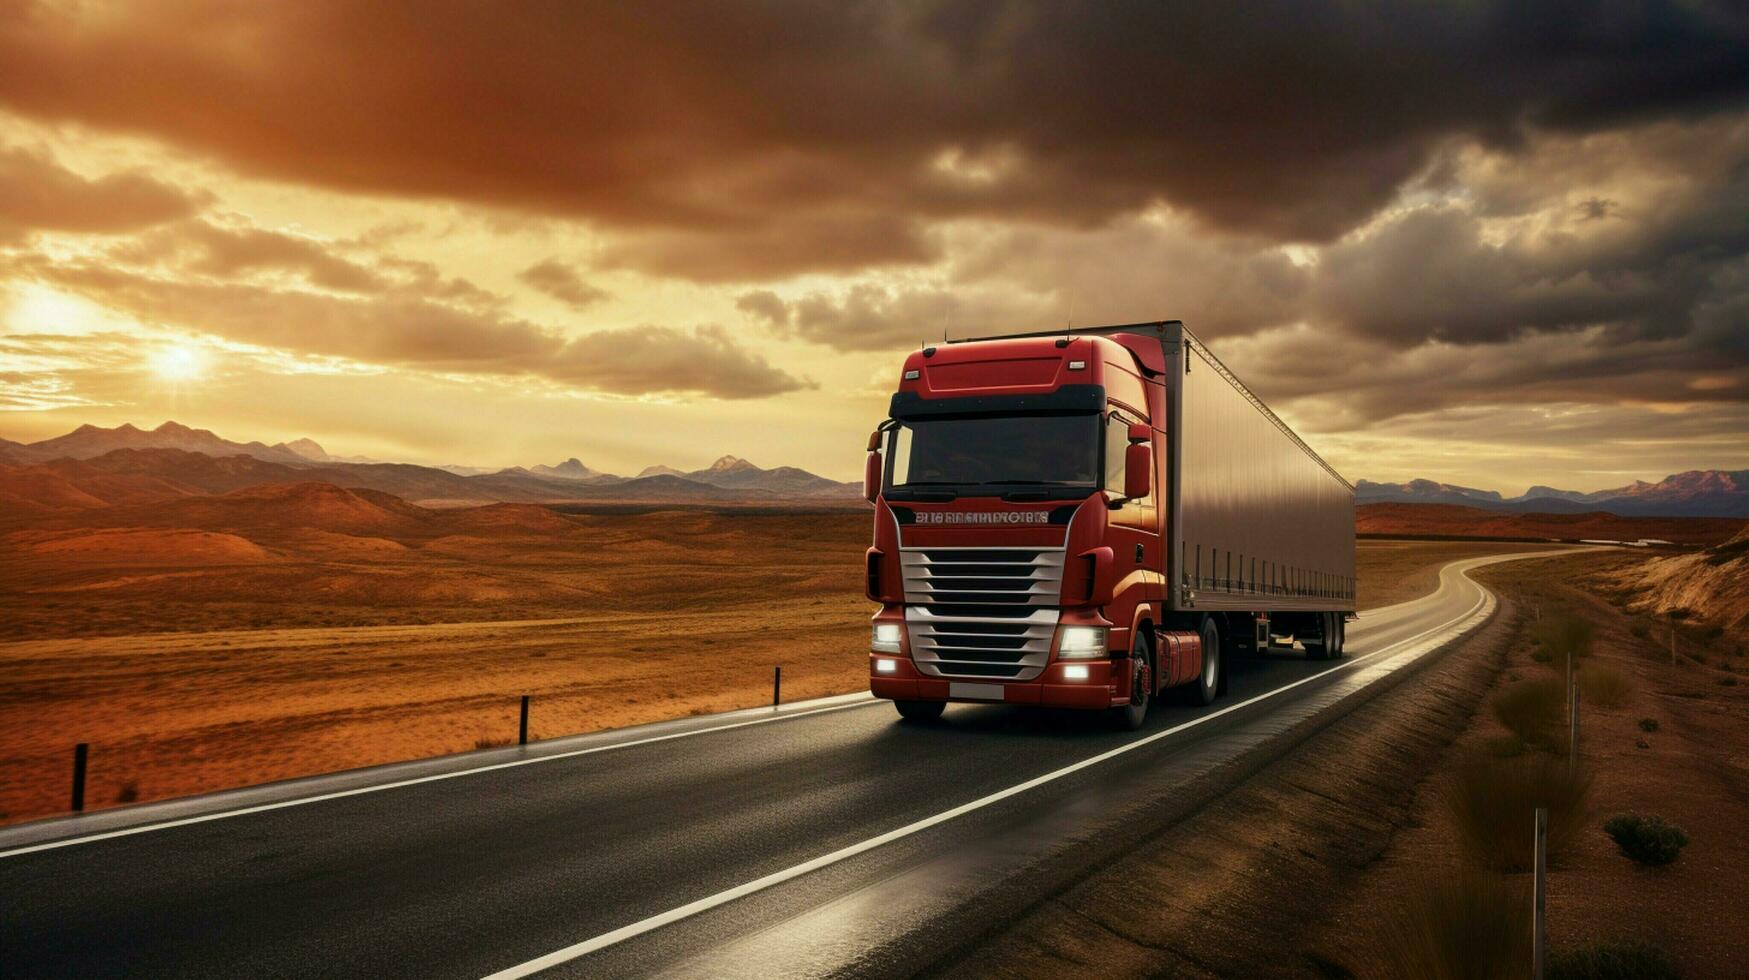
<box><xmin>709</xmin><ymin>455</ymin><xmax>757</xmax><ymax>473</ymax></box>
<box><xmin>154</xmin><ymin>421</ymin><xmax>194</xmax><ymax>434</ymax></box>
<box><xmin>528</xmin><ymin>457</ymin><xmax>599</xmax><ymax>480</ymax></box>
<box><xmin>279</xmin><ymin>438</ymin><xmax>329</xmax><ymax>461</ymax></box>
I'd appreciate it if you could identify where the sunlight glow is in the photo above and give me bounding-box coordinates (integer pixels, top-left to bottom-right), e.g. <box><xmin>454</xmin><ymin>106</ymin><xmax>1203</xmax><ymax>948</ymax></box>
<box><xmin>6</xmin><ymin>284</ymin><xmax>107</xmax><ymax>335</ymax></box>
<box><xmin>150</xmin><ymin>345</ymin><xmax>208</xmax><ymax>383</ymax></box>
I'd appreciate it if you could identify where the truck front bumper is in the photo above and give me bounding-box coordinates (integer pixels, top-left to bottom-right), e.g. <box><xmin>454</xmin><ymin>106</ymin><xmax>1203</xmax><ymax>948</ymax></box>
<box><xmin>869</xmin><ymin>655</ymin><xmax>1118</xmax><ymax>710</ymax></box>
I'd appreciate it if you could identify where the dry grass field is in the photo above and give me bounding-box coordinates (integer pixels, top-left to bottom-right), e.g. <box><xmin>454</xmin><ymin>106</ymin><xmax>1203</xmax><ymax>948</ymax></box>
<box><xmin>0</xmin><ymin>511</ymin><xmax>1565</xmax><ymax>826</ymax></box>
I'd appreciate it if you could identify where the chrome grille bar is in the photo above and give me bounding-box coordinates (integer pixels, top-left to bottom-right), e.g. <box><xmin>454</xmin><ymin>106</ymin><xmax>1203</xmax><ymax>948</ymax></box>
<box><xmin>899</xmin><ymin>544</ymin><xmax>1065</xmax><ymax>681</ymax></box>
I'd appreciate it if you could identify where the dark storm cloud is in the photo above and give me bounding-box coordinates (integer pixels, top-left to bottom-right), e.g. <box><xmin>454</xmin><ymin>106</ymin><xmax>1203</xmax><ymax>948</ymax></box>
<box><xmin>0</xmin><ymin>145</ymin><xmax>205</xmax><ymax>241</ymax></box>
<box><xmin>3</xmin><ymin>1</ymin><xmax>1746</xmax><ymax>278</ymax></box>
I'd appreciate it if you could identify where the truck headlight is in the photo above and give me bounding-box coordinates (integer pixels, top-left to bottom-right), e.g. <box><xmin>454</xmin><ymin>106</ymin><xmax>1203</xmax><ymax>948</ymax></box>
<box><xmin>871</xmin><ymin>622</ymin><xmax>903</xmax><ymax>653</ymax></box>
<box><xmin>1058</xmin><ymin>626</ymin><xmax>1108</xmax><ymax>660</ymax></box>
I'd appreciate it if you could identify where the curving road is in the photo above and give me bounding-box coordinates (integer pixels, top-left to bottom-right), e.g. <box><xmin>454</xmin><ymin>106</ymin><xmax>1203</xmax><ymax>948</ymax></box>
<box><xmin>0</xmin><ymin>550</ymin><xmax>1572</xmax><ymax>979</ymax></box>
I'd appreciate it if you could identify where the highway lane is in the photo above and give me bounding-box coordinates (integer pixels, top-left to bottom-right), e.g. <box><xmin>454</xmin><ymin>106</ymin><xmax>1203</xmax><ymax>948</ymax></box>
<box><xmin>0</xmin><ymin>550</ymin><xmax>1570</xmax><ymax>979</ymax></box>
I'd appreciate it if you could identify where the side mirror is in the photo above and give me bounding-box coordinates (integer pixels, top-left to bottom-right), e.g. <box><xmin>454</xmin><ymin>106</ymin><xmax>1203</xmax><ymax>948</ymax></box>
<box><xmin>864</xmin><ymin>451</ymin><xmax>882</xmax><ymax>503</ymax></box>
<box><xmin>1128</xmin><ymin>422</ymin><xmax>1150</xmax><ymax>443</ymax></box>
<box><xmin>866</xmin><ymin>429</ymin><xmax>883</xmax><ymax>452</ymax></box>
<box><xmin>1124</xmin><ymin>443</ymin><xmax>1151</xmax><ymax>500</ymax></box>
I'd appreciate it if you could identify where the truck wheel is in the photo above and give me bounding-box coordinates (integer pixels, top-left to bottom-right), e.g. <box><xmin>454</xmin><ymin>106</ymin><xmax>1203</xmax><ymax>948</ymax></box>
<box><xmin>1303</xmin><ymin>613</ymin><xmax>1331</xmax><ymax>660</ymax></box>
<box><xmin>1110</xmin><ymin>634</ymin><xmax>1152</xmax><ymax>731</ymax></box>
<box><xmin>1193</xmin><ymin>617</ymin><xmax>1221</xmax><ymax>706</ymax></box>
<box><xmin>894</xmin><ymin>700</ymin><xmax>945</xmax><ymax>723</ymax></box>
<box><xmin>1330</xmin><ymin>615</ymin><xmax>1346</xmax><ymax>658</ymax></box>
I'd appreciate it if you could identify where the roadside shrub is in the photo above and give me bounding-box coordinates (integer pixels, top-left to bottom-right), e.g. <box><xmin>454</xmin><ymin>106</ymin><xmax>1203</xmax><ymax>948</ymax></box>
<box><xmin>1483</xmin><ymin>733</ymin><xmax>1526</xmax><ymax>758</ymax></box>
<box><xmin>1603</xmin><ymin>814</ymin><xmax>1688</xmax><ymax>866</ymax></box>
<box><xmin>1702</xmin><ymin>624</ymin><xmax>1725</xmax><ymax>642</ymax></box>
<box><xmin>1578</xmin><ymin>666</ymin><xmax>1632</xmax><ymax>709</ymax></box>
<box><xmin>1629</xmin><ymin>622</ymin><xmax>1650</xmax><ymax>639</ymax></box>
<box><xmin>1449</xmin><ymin>753</ymin><xmax>1592</xmax><ymax>871</ymax></box>
<box><xmin>1548</xmin><ymin>941</ymin><xmax>1677</xmax><ymax>980</ymax></box>
<box><xmin>1375</xmin><ymin>871</ymin><xmax>1528</xmax><ymax>980</ymax></box>
<box><xmin>1531</xmin><ymin>613</ymin><xmax>1595</xmax><ymax>660</ymax></box>
<box><xmin>1491</xmin><ymin>679</ymin><xmax>1565</xmax><ymax>747</ymax></box>
<box><xmin>1719</xmin><ymin>676</ymin><xmax>1737</xmax><ymax>687</ymax></box>
<box><xmin>474</xmin><ymin>735</ymin><xmax>513</xmax><ymax>750</ymax></box>
<box><xmin>1638</xmin><ymin>718</ymin><xmax>1659</xmax><ymax>732</ymax></box>
<box><xmin>114</xmin><ymin>781</ymin><xmax>139</xmax><ymax>804</ymax></box>
<box><xmin>1531</xmin><ymin>648</ymin><xmax>1553</xmax><ymax>664</ymax></box>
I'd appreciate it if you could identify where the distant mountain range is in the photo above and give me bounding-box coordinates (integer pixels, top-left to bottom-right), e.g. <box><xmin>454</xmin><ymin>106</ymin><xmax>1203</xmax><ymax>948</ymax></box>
<box><xmin>0</xmin><ymin>421</ymin><xmax>861</xmax><ymax>509</ymax></box>
<box><xmin>7</xmin><ymin>420</ymin><xmax>1743</xmax><ymax>517</ymax></box>
<box><xmin>1355</xmin><ymin>471</ymin><xmax>1749</xmax><ymax>518</ymax></box>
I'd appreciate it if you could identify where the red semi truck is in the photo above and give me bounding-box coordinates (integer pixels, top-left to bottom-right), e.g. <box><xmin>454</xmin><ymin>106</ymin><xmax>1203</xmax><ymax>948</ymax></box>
<box><xmin>864</xmin><ymin>320</ymin><xmax>1355</xmax><ymax>729</ymax></box>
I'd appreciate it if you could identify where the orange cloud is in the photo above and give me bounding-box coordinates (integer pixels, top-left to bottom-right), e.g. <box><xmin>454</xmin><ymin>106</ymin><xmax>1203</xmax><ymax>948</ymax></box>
<box><xmin>0</xmin><ymin>146</ymin><xmax>205</xmax><ymax>241</ymax></box>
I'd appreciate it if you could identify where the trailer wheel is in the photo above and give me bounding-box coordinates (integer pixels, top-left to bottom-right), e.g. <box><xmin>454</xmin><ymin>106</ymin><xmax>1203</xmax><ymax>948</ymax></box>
<box><xmin>1110</xmin><ymin>633</ymin><xmax>1152</xmax><ymax>731</ymax></box>
<box><xmin>894</xmin><ymin>700</ymin><xmax>944</xmax><ymax>723</ymax></box>
<box><xmin>1305</xmin><ymin>612</ymin><xmax>1347</xmax><ymax>660</ymax></box>
<box><xmin>1193</xmin><ymin>617</ymin><xmax>1221</xmax><ymax>705</ymax></box>
<box><xmin>1303</xmin><ymin>612</ymin><xmax>1331</xmax><ymax>660</ymax></box>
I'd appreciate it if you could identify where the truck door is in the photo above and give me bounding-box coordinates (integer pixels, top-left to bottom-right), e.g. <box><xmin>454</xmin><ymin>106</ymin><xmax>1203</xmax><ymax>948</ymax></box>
<box><xmin>1103</xmin><ymin>407</ymin><xmax>1160</xmax><ymax>640</ymax></box>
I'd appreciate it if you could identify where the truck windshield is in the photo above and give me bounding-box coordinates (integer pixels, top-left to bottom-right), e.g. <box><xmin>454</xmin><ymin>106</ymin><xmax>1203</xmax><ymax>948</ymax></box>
<box><xmin>885</xmin><ymin>415</ymin><xmax>1100</xmax><ymax>499</ymax></box>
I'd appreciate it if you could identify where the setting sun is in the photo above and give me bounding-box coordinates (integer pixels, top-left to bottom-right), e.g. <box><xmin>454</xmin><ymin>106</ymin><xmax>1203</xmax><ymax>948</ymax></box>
<box><xmin>149</xmin><ymin>345</ymin><xmax>207</xmax><ymax>382</ymax></box>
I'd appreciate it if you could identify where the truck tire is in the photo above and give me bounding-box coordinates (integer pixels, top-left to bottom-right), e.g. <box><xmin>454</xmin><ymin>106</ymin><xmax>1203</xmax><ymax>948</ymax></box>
<box><xmin>1110</xmin><ymin>633</ymin><xmax>1152</xmax><ymax>731</ymax></box>
<box><xmin>1303</xmin><ymin>612</ymin><xmax>1332</xmax><ymax>660</ymax></box>
<box><xmin>1308</xmin><ymin>612</ymin><xmax>1343</xmax><ymax>658</ymax></box>
<box><xmin>1193</xmin><ymin>617</ymin><xmax>1221</xmax><ymax>706</ymax></box>
<box><xmin>1330</xmin><ymin>615</ymin><xmax>1346</xmax><ymax>658</ymax></box>
<box><xmin>894</xmin><ymin>699</ymin><xmax>945</xmax><ymax>722</ymax></box>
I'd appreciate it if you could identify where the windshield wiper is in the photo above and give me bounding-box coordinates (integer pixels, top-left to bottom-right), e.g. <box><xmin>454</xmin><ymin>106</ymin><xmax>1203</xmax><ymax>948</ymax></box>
<box><xmin>889</xmin><ymin>482</ymin><xmax>959</xmax><ymax>502</ymax></box>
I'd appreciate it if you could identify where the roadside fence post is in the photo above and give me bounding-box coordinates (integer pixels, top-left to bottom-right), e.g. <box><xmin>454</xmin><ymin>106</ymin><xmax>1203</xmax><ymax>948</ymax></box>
<box><xmin>1565</xmin><ymin>652</ymin><xmax>1573</xmax><ymax>726</ymax></box>
<box><xmin>773</xmin><ymin>666</ymin><xmax>782</xmax><ymax>707</ymax></box>
<box><xmin>519</xmin><ymin>695</ymin><xmax>530</xmax><ymax>746</ymax></box>
<box><xmin>1569</xmin><ymin>684</ymin><xmax>1580</xmax><ymax>775</ymax></box>
<box><xmin>1533</xmin><ymin>807</ymin><xmax>1548</xmax><ymax>980</ymax></box>
<box><xmin>71</xmin><ymin>742</ymin><xmax>88</xmax><ymax>813</ymax></box>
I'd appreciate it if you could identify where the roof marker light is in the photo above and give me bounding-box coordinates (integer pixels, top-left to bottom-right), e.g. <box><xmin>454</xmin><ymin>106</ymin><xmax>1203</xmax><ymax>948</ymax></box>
<box><xmin>1068</xmin><ymin>360</ymin><xmax>1086</xmax><ymax>370</ymax></box>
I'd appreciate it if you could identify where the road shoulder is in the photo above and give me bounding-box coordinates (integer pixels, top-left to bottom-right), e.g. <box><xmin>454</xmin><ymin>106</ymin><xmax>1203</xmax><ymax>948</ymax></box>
<box><xmin>926</xmin><ymin>573</ymin><xmax>1524</xmax><ymax>978</ymax></box>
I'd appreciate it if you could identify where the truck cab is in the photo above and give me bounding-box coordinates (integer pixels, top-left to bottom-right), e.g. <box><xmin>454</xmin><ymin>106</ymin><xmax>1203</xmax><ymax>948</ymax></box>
<box><xmin>864</xmin><ymin>322</ymin><xmax>1355</xmax><ymax>730</ymax></box>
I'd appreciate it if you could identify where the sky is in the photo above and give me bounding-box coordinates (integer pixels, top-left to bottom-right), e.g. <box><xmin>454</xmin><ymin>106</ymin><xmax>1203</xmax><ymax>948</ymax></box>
<box><xmin>2</xmin><ymin>1</ymin><xmax>1748</xmax><ymax>492</ymax></box>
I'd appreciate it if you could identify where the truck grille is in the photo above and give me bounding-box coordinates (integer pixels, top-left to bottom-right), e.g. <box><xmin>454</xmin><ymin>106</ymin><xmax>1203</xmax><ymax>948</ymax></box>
<box><xmin>899</xmin><ymin>546</ymin><xmax>1064</xmax><ymax>681</ymax></box>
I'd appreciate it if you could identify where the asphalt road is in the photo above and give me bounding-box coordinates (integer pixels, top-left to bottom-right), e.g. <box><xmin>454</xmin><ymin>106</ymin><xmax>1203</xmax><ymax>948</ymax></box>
<box><xmin>0</xmin><ymin>551</ymin><xmax>1564</xmax><ymax>979</ymax></box>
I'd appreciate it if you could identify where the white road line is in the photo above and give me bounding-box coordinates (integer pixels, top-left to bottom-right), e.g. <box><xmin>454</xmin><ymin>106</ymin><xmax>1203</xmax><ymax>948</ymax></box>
<box><xmin>0</xmin><ymin>698</ymin><xmax>877</xmax><ymax>860</ymax></box>
<box><xmin>481</xmin><ymin>555</ymin><xmax>1517</xmax><ymax>979</ymax></box>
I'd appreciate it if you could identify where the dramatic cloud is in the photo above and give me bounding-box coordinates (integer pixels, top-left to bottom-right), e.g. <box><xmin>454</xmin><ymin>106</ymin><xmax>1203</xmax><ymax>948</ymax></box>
<box><xmin>3</xmin><ymin>3</ymin><xmax>1748</xmax><ymax>485</ymax></box>
<box><xmin>17</xmin><ymin>259</ymin><xmax>807</xmax><ymax>400</ymax></box>
<box><xmin>0</xmin><ymin>146</ymin><xmax>205</xmax><ymax>241</ymax></box>
<box><xmin>109</xmin><ymin>220</ymin><xmax>391</xmax><ymax>294</ymax></box>
<box><xmin>517</xmin><ymin>260</ymin><xmax>610</xmax><ymax>309</ymax></box>
<box><xmin>3</xmin><ymin>2</ymin><xmax>1745</xmax><ymax>278</ymax></box>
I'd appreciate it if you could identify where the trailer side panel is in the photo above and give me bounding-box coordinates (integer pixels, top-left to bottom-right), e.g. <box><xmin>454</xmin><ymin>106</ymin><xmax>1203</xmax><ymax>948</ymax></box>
<box><xmin>1167</xmin><ymin>326</ymin><xmax>1355</xmax><ymax>613</ymax></box>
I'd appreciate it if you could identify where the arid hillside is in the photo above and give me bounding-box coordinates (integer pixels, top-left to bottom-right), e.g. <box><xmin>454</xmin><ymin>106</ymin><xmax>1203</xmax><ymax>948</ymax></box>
<box><xmin>1357</xmin><ymin>502</ymin><xmax>1744</xmax><ymax>546</ymax></box>
<box><xmin>0</xmin><ymin>479</ymin><xmax>859</xmax><ymax>640</ymax></box>
<box><xmin>1602</xmin><ymin>523</ymin><xmax>1749</xmax><ymax>634</ymax></box>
